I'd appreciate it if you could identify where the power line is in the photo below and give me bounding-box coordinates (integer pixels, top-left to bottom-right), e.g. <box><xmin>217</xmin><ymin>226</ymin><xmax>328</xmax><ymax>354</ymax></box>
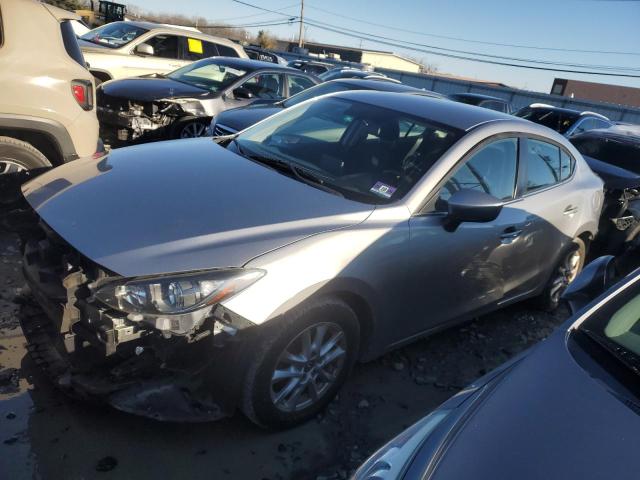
<box><xmin>303</xmin><ymin>20</ymin><xmax>640</xmax><ymax>78</ymax></box>
<box><xmin>305</xmin><ymin>2</ymin><xmax>640</xmax><ymax>56</ymax></box>
<box><xmin>196</xmin><ymin>20</ymin><xmax>295</xmax><ymax>28</ymax></box>
<box><xmin>229</xmin><ymin>0</ymin><xmax>299</xmax><ymax>18</ymax></box>
<box><xmin>303</xmin><ymin>17</ymin><xmax>640</xmax><ymax>73</ymax></box>
<box><xmin>215</xmin><ymin>3</ymin><xmax>298</xmax><ymax>21</ymax></box>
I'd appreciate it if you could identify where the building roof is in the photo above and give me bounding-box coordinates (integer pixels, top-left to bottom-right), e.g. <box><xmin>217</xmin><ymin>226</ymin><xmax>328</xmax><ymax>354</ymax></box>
<box><xmin>553</xmin><ymin>78</ymin><xmax>640</xmax><ymax>108</ymax></box>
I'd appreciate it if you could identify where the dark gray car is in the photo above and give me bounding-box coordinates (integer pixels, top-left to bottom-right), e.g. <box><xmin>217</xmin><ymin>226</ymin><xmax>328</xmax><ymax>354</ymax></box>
<box><xmin>97</xmin><ymin>57</ymin><xmax>319</xmax><ymax>145</ymax></box>
<box><xmin>16</xmin><ymin>92</ymin><xmax>602</xmax><ymax>429</ymax></box>
<box><xmin>210</xmin><ymin>78</ymin><xmax>443</xmax><ymax>136</ymax></box>
<box><xmin>353</xmin><ymin>256</ymin><xmax>639</xmax><ymax>480</ymax></box>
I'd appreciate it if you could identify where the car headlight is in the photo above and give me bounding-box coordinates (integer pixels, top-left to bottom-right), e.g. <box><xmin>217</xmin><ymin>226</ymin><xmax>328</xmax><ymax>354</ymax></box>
<box><xmin>93</xmin><ymin>269</ymin><xmax>264</xmax><ymax>335</ymax></box>
<box><xmin>352</xmin><ymin>409</ymin><xmax>450</xmax><ymax>480</ymax></box>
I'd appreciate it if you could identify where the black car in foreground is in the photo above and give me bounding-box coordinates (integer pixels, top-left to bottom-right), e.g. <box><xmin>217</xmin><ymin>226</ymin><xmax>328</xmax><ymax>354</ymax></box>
<box><xmin>354</xmin><ymin>256</ymin><xmax>639</xmax><ymax>480</ymax></box>
<box><xmin>209</xmin><ymin>78</ymin><xmax>443</xmax><ymax>136</ymax></box>
<box><xmin>571</xmin><ymin>126</ymin><xmax>640</xmax><ymax>259</ymax></box>
<box><xmin>447</xmin><ymin>92</ymin><xmax>511</xmax><ymax>113</ymax></box>
<box><xmin>97</xmin><ymin>57</ymin><xmax>319</xmax><ymax>146</ymax></box>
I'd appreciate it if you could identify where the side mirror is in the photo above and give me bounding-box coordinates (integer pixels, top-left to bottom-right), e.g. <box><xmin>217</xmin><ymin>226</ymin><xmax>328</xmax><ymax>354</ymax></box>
<box><xmin>232</xmin><ymin>87</ymin><xmax>254</xmax><ymax>99</ymax></box>
<box><xmin>134</xmin><ymin>43</ymin><xmax>154</xmax><ymax>56</ymax></box>
<box><xmin>444</xmin><ymin>190</ymin><xmax>503</xmax><ymax>230</ymax></box>
<box><xmin>562</xmin><ymin>255</ymin><xmax>617</xmax><ymax>314</ymax></box>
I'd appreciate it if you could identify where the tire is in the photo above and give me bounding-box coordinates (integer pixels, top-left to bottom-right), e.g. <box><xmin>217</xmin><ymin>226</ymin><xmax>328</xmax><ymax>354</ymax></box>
<box><xmin>171</xmin><ymin>117</ymin><xmax>210</xmax><ymax>139</ymax></box>
<box><xmin>0</xmin><ymin>136</ymin><xmax>51</xmax><ymax>174</ymax></box>
<box><xmin>241</xmin><ymin>297</ymin><xmax>360</xmax><ymax>429</ymax></box>
<box><xmin>536</xmin><ymin>237</ymin><xmax>586</xmax><ymax>312</ymax></box>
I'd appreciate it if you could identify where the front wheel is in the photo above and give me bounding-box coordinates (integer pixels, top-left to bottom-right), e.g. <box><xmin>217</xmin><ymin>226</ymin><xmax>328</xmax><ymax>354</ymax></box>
<box><xmin>537</xmin><ymin>237</ymin><xmax>586</xmax><ymax>311</ymax></box>
<box><xmin>171</xmin><ymin>118</ymin><xmax>210</xmax><ymax>139</ymax></box>
<box><xmin>241</xmin><ymin>298</ymin><xmax>360</xmax><ymax>429</ymax></box>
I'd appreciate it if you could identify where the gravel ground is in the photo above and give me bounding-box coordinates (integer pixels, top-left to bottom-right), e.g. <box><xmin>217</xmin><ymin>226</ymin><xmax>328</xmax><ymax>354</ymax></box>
<box><xmin>0</xmin><ymin>231</ymin><xmax>570</xmax><ymax>480</ymax></box>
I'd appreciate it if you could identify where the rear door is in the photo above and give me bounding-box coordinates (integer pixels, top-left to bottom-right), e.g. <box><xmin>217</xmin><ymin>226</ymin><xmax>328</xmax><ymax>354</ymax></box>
<box><xmin>514</xmin><ymin>137</ymin><xmax>582</xmax><ymax>288</ymax></box>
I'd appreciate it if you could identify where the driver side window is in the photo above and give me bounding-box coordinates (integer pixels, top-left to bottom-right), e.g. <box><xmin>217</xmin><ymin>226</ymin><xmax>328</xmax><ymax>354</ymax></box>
<box><xmin>437</xmin><ymin>138</ymin><xmax>518</xmax><ymax>208</ymax></box>
<box><xmin>241</xmin><ymin>74</ymin><xmax>285</xmax><ymax>100</ymax></box>
<box><xmin>144</xmin><ymin>34</ymin><xmax>180</xmax><ymax>59</ymax></box>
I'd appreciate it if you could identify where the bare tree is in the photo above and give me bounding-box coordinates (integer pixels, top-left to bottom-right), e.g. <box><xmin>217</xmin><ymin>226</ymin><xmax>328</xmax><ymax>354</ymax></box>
<box><xmin>255</xmin><ymin>30</ymin><xmax>277</xmax><ymax>49</ymax></box>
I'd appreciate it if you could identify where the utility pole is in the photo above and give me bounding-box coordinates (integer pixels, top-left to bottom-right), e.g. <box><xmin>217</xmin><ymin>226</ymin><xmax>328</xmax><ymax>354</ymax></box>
<box><xmin>298</xmin><ymin>0</ymin><xmax>305</xmax><ymax>48</ymax></box>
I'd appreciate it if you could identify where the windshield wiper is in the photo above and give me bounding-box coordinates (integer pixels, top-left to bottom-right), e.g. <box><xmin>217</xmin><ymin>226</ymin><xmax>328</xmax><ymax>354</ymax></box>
<box><xmin>580</xmin><ymin>328</ymin><xmax>640</xmax><ymax>377</ymax></box>
<box><xmin>237</xmin><ymin>147</ymin><xmax>343</xmax><ymax>197</ymax></box>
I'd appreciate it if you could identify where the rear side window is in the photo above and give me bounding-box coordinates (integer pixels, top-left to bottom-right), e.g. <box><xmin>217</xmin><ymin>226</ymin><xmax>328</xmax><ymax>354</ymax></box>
<box><xmin>560</xmin><ymin>150</ymin><xmax>574</xmax><ymax>180</ymax></box>
<box><xmin>60</xmin><ymin>21</ymin><xmax>86</xmax><ymax>67</ymax></box>
<box><xmin>217</xmin><ymin>44</ymin><xmax>239</xmax><ymax>57</ymax></box>
<box><xmin>180</xmin><ymin>37</ymin><xmax>220</xmax><ymax>60</ymax></box>
<box><xmin>525</xmin><ymin>139</ymin><xmax>562</xmax><ymax>193</ymax></box>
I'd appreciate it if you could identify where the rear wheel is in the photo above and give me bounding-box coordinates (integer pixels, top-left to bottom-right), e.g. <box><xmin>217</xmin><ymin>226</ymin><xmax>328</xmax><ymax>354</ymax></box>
<box><xmin>0</xmin><ymin>136</ymin><xmax>51</xmax><ymax>174</ymax></box>
<box><xmin>241</xmin><ymin>297</ymin><xmax>359</xmax><ymax>429</ymax></box>
<box><xmin>537</xmin><ymin>237</ymin><xmax>586</xmax><ymax>311</ymax></box>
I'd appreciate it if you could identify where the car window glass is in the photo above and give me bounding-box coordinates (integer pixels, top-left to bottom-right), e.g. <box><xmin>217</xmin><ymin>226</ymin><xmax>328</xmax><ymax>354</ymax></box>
<box><xmin>481</xmin><ymin>101</ymin><xmax>505</xmax><ymax>112</ymax></box>
<box><xmin>438</xmin><ymin>138</ymin><xmax>518</xmax><ymax>205</ymax></box>
<box><xmin>145</xmin><ymin>34</ymin><xmax>180</xmax><ymax>59</ymax></box>
<box><xmin>288</xmin><ymin>75</ymin><xmax>316</xmax><ymax>96</ymax></box>
<box><xmin>242</xmin><ymin>74</ymin><xmax>285</xmax><ymax>100</ymax></box>
<box><xmin>571</xmin><ymin>136</ymin><xmax>640</xmax><ymax>174</ymax></box>
<box><xmin>560</xmin><ymin>150</ymin><xmax>574</xmax><ymax>180</ymax></box>
<box><xmin>399</xmin><ymin>120</ymin><xmax>427</xmax><ymax>138</ymax></box>
<box><xmin>80</xmin><ymin>22</ymin><xmax>148</xmax><ymax>48</ymax></box>
<box><xmin>217</xmin><ymin>44</ymin><xmax>239</xmax><ymax>57</ymax></box>
<box><xmin>573</xmin><ymin>118</ymin><xmax>596</xmax><ymax>135</ymax></box>
<box><xmin>525</xmin><ymin>139</ymin><xmax>562</xmax><ymax>192</ymax></box>
<box><xmin>593</xmin><ymin>119</ymin><xmax>612</xmax><ymax>130</ymax></box>
<box><xmin>180</xmin><ymin>37</ymin><xmax>220</xmax><ymax>60</ymax></box>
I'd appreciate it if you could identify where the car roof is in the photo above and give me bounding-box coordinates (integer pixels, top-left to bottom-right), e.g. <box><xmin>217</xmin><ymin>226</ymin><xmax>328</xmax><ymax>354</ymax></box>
<box><xmin>331</xmin><ymin>90</ymin><xmax>522</xmax><ymax>131</ymax></box>
<box><xmin>573</xmin><ymin>125</ymin><xmax>640</xmax><ymax>143</ymax></box>
<box><xmin>525</xmin><ymin>103</ymin><xmax>610</xmax><ymax>121</ymax></box>
<box><xmin>107</xmin><ymin>21</ymin><xmax>239</xmax><ymax>45</ymax></box>
<box><xmin>330</xmin><ymin>78</ymin><xmax>419</xmax><ymax>92</ymax></box>
<box><xmin>449</xmin><ymin>92</ymin><xmax>507</xmax><ymax>103</ymax></box>
<box><xmin>193</xmin><ymin>57</ymin><xmax>299</xmax><ymax>72</ymax></box>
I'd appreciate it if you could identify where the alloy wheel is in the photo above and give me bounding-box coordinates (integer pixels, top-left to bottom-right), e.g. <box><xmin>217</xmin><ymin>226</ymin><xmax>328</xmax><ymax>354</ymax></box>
<box><xmin>0</xmin><ymin>158</ymin><xmax>26</xmax><ymax>175</ymax></box>
<box><xmin>179</xmin><ymin>122</ymin><xmax>207</xmax><ymax>138</ymax></box>
<box><xmin>549</xmin><ymin>248</ymin><xmax>582</xmax><ymax>305</ymax></box>
<box><xmin>270</xmin><ymin>322</ymin><xmax>347</xmax><ymax>413</ymax></box>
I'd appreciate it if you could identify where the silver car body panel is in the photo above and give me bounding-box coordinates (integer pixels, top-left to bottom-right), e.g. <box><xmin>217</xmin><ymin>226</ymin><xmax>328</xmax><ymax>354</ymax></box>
<box><xmin>22</xmin><ymin>92</ymin><xmax>604</xmax><ymax>359</ymax></box>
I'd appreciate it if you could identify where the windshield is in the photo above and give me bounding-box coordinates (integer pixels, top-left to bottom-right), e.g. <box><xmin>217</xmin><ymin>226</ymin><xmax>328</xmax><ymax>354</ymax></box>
<box><xmin>235</xmin><ymin>96</ymin><xmax>462</xmax><ymax>204</ymax></box>
<box><xmin>516</xmin><ymin>107</ymin><xmax>579</xmax><ymax>134</ymax></box>
<box><xmin>80</xmin><ymin>22</ymin><xmax>148</xmax><ymax>49</ymax></box>
<box><xmin>571</xmin><ymin>136</ymin><xmax>640</xmax><ymax>174</ymax></box>
<box><xmin>282</xmin><ymin>82</ymin><xmax>354</xmax><ymax>108</ymax></box>
<box><xmin>579</xmin><ymin>284</ymin><xmax>640</xmax><ymax>381</ymax></box>
<box><xmin>167</xmin><ymin>61</ymin><xmax>248</xmax><ymax>92</ymax></box>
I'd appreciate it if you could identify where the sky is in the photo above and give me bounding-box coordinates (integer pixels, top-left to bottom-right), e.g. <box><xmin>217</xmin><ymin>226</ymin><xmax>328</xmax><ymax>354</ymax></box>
<box><xmin>128</xmin><ymin>0</ymin><xmax>640</xmax><ymax>93</ymax></box>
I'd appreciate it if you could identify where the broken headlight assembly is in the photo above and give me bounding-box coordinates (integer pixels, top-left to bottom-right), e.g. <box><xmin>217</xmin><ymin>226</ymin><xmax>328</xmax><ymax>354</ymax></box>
<box><xmin>161</xmin><ymin>98</ymin><xmax>206</xmax><ymax>117</ymax></box>
<box><xmin>92</xmin><ymin>269</ymin><xmax>265</xmax><ymax>336</ymax></box>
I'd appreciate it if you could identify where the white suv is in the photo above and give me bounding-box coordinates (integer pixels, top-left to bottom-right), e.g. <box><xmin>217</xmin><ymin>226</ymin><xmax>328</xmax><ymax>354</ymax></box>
<box><xmin>0</xmin><ymin>0</ymin><xmax>100</xmax><ymax>173</ymax></box>
<box><xmin>79</xmin><ymin>21</ymin><xmax>248</xmax><ymax>83</ymax></box>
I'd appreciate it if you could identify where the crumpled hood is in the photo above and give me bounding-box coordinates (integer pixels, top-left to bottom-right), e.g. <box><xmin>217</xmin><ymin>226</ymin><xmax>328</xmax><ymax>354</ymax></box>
<box><xmin>215</xmin><ymin>104</ymin><xmax>284</xmax><ymax>132</ymax></box>
<box><xmin>99</xmin><ymin>76</ymin><xmax>210</xmax><ymax>103</ymax></box>
<box><xmin>431</xmin><ymin>327</ymin><xmax>640</xmax><ymax>480</ymax></box>
<box><xmin>22</xmin><ymin>139</ymin><xmax>373</xmax><ymax>277</ymax></box>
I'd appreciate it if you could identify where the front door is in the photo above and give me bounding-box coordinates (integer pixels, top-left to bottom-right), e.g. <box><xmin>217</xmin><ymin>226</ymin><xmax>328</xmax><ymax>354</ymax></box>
<box><xmin>404</xmin><ymin>137</ymin><xmax>531</xmax><ymax>337</ymax></box>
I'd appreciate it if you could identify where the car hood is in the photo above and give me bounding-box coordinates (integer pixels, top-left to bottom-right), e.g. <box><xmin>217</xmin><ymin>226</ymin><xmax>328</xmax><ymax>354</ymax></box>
<box><xmin>430</xmin><ymin>326</ymin><xmax>639</xmax><ymax>480</ymax></box>
<box><xmin>584</xmin><ymin>155</ymin><xmax>640</xmax><ymax>190</ymax></box>
<box><xmin>22</xmin><ymin>139</ymin><xmax>373</xmax><ymax>277</ymax></box>
<box><xmin>215</xmin><ymin>104</ymin><xmax>283</xmax><ymax>132</ymax></box>
<box><xmin>99</xmin><ymin>76</ymin><xmax>210</xmax><ymax>103</ymax></box>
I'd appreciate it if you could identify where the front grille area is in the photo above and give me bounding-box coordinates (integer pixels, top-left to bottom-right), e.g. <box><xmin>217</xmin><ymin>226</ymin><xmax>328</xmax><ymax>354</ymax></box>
<box><xmin>213</xmin><ymin>123</ymin><xmax>237</xmax><ymax>137</ymax></box>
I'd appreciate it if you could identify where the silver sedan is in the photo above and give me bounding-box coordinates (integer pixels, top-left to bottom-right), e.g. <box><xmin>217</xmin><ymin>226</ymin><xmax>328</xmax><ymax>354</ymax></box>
<box><xmin>19</xmin><ymin>91</ymin><xmax>603</xmax><ymax>428</ymax></box>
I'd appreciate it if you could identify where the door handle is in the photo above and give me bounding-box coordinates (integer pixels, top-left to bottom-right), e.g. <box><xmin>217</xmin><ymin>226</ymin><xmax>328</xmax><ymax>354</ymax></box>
<box><xmin>500</xmin><ymin>226</ymin><xmax>523</xmax><ymax>244</ymax></box>
<box><xmin>563</xmin><ymin>205</ymin><xmax>579</xmax><ymax>216</ymax></box>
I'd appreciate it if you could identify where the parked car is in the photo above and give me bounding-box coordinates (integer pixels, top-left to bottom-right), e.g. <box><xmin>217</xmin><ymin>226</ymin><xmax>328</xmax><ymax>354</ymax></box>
<box><xmin>447</xmin><ymin>92</ymin><xmax>511</xmax><ymax>113</ymax></box>
<box><xmin>78</xmin><ymin>21</ymin><xmax>248</xmax><ymax>84</ymax></box>
<box><xmin>209</xmin><ymin>78</ymin><xmax>443</xmax><ymax>136</ymax></box>
<box><xmin>0</xmin><ymin>0</ymin><xmax>101</xmax><ymax>175</ymax></box>
<box><xmin>570</xmin><ymin>126</ymin><xmax>640</xmax><ymax>259</ymax></box>
<box><xmin>244</xmin><ymin>46</ymin><xmax>287</xmax><ymax>65</ymax></box>
<box><xmin>353</xmin><ymin>255</ymin><xmax>640</xmax><ymax>480</ymax></box>
<box><xmin>318</xmin><ymin>68</ymin><xmax>391</xmax><ymax>82</ymax></box>
<box><xmin>515</xmin><ymin>103</ymin><xmax>613</xmax><ymax>137</ymax></box>
<box><xmin>97</xmin><ymin>57</ymin><xmax>320</xmax><ymax>145</ymax></box>
<box><xmin>288</xmin><ymin>60</ymin><xmax>334</xmax><ymax>75</ymax></box>
<box><xmin>15</xmin><ymin>92</ymin><xmax>602</xmax><ymax>429</ymax></box>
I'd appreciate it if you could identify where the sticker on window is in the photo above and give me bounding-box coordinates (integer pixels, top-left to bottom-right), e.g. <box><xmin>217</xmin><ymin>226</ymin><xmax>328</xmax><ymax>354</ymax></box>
<box><xmin>188</xmin><ymin>38</ymin><xmax>203</xmax><ymax>54</ymax></box>
<box><xmin>370</xmin><ymin>181</ymin><xmax>397</xmax><ymax>199</ymax></box>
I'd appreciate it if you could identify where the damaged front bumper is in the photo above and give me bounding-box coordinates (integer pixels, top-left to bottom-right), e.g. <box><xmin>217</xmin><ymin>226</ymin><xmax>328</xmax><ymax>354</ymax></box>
<box><xmin>17</xmin><ymin>220</ymin><xmax>257</xmax><ymax>422</ymax></box>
